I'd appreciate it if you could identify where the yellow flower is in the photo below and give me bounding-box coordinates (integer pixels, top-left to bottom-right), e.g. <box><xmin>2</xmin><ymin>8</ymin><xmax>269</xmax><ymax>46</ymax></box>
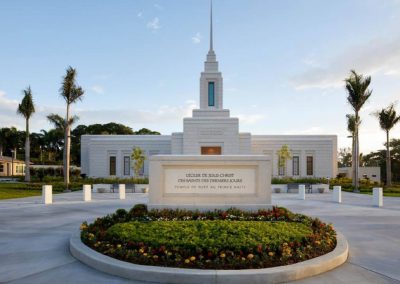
<box><xmin>167</xmin><ymin>252</ymin><xmax>172</xmax><ymax>256</ymax></box>
<box><xmin>190</xmin><ymin>256</ymin><xmax>196</xmax><ymax>261</ymax></box>
<box><xmin>80</xmin><ymin>224</ymin><xmax>87</xmax><ymax>230</ymax></box>
<box><xmin>153</xmin><ymin>255</ymin><xmax>159</xmax><ymax>259</ymax></box>
<box><xmin>139</xmin><ymin>248</ymin><xmax>144</xmax><ymax>253</ymax></box>
<box><xmin>241</xmin><ymin>257</ymin><xmax>246</xmax><ymax>261</ymax></box>
<box><xmin>185</xmin><ymin>259</ymin><xmax>190</xmax><ymax>264</ymax></box>
<box><xmin>117</xmin><ymin>244</ymin><xmax>121</xmax><ymax>248</ymax></box>
<box><xmin>268</xmin><ymin>252</ymin><xmax>274</xmax><ymax>257</ymax></box>
<box><xmin>247</xmin><ymin>254</ymin><xmax>254</xmax><ymax>260</ymax></box>
<box><xmin>315</xmin><ymin>241</ymin><xmax>321</xmax><ymax>245</ymax></box>
<box><xmin>143</xmin><ymin>253</ymin><xmax>148</xmax><ymax>256</ymax></box>
<box><xmin>220</xmin><ymin>253</ymin><xmax>226</xmax><ymax>258</ymax></box>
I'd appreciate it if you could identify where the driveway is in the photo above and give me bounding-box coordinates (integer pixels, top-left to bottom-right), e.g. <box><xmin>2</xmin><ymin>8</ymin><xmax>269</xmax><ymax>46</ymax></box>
<box><xmin>0</xmin><ymin>191</ymin><xmax>399</xmax><ymax>283</ymax></box>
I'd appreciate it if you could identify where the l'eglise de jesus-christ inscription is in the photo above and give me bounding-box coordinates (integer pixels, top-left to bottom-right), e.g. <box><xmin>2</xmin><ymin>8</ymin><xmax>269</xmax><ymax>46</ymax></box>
<box><xmin>164</xmin><ymin>167</ymin><xmax>256</xmax><ymax>195</ymax></box>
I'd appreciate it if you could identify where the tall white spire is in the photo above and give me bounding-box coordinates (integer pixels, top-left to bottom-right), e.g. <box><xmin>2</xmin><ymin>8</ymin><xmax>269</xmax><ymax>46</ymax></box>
<box><xmin>206</xmin><ymin>0</ymin><xmax>216</xmax><ymax>63</ymax></box>
<box><xmin>210</xmin><ymin>0</ymin><xmax>213</xmax><ymax>52</ymax></box>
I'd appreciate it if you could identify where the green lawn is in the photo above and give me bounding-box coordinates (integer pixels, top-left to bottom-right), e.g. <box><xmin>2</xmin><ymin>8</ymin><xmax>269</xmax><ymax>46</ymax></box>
<box><xmin>340</xmin><ymin>187</ymin><xmax>400</xmax><ymax>197</ymax></box>
<box><xmin>0</xmin><ymin>186</ymin><xmax>42</xmax><ymax>200</ymax></box>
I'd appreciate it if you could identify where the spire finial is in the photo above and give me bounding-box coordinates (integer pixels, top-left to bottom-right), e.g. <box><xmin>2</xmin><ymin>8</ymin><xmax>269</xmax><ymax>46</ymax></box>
<box><xmin>210</xmin><ymin>0</ymin><xmax>213</xmax><ymax>51</ymax></box>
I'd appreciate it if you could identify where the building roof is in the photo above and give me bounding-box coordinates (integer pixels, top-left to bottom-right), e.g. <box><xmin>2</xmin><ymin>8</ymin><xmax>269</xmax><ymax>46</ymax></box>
<box><xmin>0</xmin><ymin>156</ymin><xmax>29</xmax><ymax>164</ymax></box>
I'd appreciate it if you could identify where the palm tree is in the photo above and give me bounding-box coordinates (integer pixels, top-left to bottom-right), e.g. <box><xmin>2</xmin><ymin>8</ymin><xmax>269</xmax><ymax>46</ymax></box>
<box><xmin>346</xmin><ymin>114</ymin><xmax>359</xmax><ymax>186</ymax></box>
<box><xmin>374</xmin><ymin>103</ymin><xmax>400</xmax><ymax>186</ymax></box>
<box><xmin>131</xmin><ymin>147</ymin><xmax>146</xmax><ymax>178</ymax></box>
<box><xmin>47</xmin><ymin>113</ymin><xmax>79</xmax><ymax>179</ymax></box>
<box><xmin>17</xmin><ymin>86</ymin><xmax>36</xmax><ymax>182</ymax></box>
<box><xmin>59</xmin><ymin>67</ymin><xmax>84</xmax><ymax>189</ymax></box>
<box><xmin>345</xmin><ymin>70</ymin><xmax>372</xmax><ymax>191</ymax></box>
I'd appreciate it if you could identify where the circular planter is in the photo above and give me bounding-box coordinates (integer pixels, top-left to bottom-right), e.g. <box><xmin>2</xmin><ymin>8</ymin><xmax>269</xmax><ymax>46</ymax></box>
<box><xmin>70</xmin><ymin>230</ymin><xmax>348</xmax><ymax>284</ymax></box>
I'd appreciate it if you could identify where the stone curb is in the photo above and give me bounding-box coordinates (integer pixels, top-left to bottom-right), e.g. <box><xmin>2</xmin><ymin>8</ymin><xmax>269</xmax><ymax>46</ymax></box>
<box><xmin>70</xmin><ymin>230</ymin><xmax>348</xmax><ymax>284</ymax></box>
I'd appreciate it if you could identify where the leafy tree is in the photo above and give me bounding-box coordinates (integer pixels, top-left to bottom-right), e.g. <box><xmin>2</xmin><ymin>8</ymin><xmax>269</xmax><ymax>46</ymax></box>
<box><xmin>47</xmin><ymin>114</ymin><xmax>79</xmax><ymax>167</ymax></box>
<box><xmin>0</xmin><ymin>128</ymin><xmax>6</xmax><ymax>156</ymax></box>
<box><xmin>59</xmin><ymin>66</ymin><xmax>85</xmax><ymax>189</ymax></box>
<box><xmin>40</xmin><ymin>129</ymin><xmax>64</xmax><ymax>163</ymax></box>
<box><xmin>134</xmin><ymin>128</ymin><xmax>161</xmax><ymax>135</ymax></box>
<box><xmin>338</xmin><ymin>147</ymin><xmax>352</xmax><ymax>167</ymax></box>
<box><xmin>373</xmin><ymin>103</ymin><xmax>400</xmax><ymax>186</ymax></box>
<box><xmin>131</xmin><ymin>147</ymin><xmax>146</xmax><ymax>178</ymax></box>
<box><xmin>17</xmin><ymin>86</ymin><xmax>36</xmax><ymax>182</ymax></box>
<box><xmin>5</xmin><ymin>127</ymin><xmax>22</xmax><ymax>160</ymax></box>
<box><xmin>277</xmin><ymin>145</ymin><xmax>292</xmax><ymax>176</ymax></box>
<box><xmin>345</xmin><ymin>70</ymin><xmax>372</xmax><ymax>191</ymax></box>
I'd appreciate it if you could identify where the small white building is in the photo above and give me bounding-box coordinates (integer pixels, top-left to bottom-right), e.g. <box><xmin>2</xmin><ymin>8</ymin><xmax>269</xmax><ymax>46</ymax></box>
<box><xmin>81</xmin><ymin>9</ymin><xmax>338</xmax><ymax>179</ymax></box>
<box><xmin>338</xmin><ymin>167</ymin><xmax>381</xmax><ymax>183</ymax></box>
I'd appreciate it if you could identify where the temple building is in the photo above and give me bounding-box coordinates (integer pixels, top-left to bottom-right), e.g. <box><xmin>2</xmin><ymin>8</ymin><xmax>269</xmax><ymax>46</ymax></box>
<box><xmin>81</xmin><ymin>5</ymin><xmax>337</xmax><ymax>179</ymax></box>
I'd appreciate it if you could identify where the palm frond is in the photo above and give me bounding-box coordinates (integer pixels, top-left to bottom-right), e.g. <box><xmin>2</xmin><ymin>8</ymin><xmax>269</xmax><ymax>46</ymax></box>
<box><xmin>17</xmin><ymin>86</ymin><xmax>36</xmax><ymax>119</ymax></box>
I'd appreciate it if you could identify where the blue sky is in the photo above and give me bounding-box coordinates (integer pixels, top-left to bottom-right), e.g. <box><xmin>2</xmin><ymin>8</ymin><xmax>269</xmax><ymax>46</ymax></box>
<box><xmin>1</xmin><ymin>0</ymin><xmax>400</xmax><ymax>153</ymax></box>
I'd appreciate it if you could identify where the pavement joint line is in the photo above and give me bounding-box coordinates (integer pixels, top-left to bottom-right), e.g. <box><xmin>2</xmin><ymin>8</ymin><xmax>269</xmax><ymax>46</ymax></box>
<box><xmin>5</xmin><ymin>259</ymin><xmax>78</xmax><ymax>283</ymax></box>
<box><xmin>347</xmin><ymin>261</ymin><xmax>400</xmax><ymax>283</ymax></box>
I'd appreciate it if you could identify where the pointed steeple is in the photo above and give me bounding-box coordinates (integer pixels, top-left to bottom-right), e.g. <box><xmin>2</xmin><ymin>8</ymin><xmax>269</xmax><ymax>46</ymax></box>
<box><xmin>210</xmin><ymin>0</ymin><xmax>213</xmax><ymax>52</ymax></box>
<box><xmin>206</xmin><ymin>0</ymin><xmax>216</xmax><ymax>63</ymax></box>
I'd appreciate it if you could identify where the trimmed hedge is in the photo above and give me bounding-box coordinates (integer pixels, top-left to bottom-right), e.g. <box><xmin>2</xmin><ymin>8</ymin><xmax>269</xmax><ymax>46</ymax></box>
<box><xmin>81</xmin><ymin>205</ymin><xmax>337</xmax><ymax>269</ymax></box>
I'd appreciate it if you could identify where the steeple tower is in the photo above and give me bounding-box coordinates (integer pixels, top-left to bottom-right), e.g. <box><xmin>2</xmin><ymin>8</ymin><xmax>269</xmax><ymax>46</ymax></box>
<box><xmin>200</xmin><ymin>0</ymin><xmax>223</xmax><ymax>109</ymax></box>
<box><xmin>209</xmin><ymin>0</ymin><xmax>214</xmax><ymax>52</ymax></box>
<box><xmin>205</xmin><ymin>0</ymin><xmax>217</xmax><ymax>70</ymax></box>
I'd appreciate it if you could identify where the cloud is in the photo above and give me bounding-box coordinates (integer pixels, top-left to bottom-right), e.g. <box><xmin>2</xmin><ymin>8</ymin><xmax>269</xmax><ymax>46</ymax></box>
<box><xmin>284</xmin><ymin>127</ymin><xmax>324</xmax><ymax>135</ymax></box>
<box><xmin>236</xmin><ymin>114</ymin><xmax>265</xmax><ymax>125</ymax></box>
<box><xmin>147</xmin><ymin>17</ymin><xmax>160</xmax><ymax>30</ymax></box>
<box><xmin>291</xmin><ymin>37</ymin><xmax>400</xmax><ymax>90</ymax></box>
<box><xmin>191</xmin><ymin>32</ymin><xmax>202</xmax><ymax>44</ymax></box>
<box><xmin>384</xmin><ymin>69</ymin><xmax>400</xmax><ymax>76</ymax></box>
<box><xmin>71</xmin><ymin>100</ymin><xmax>197</xmax><ymax>133</ymax></box>
<box><xmin>0</xmin><ymin>90</ymin><xmax>18</xmax><ymax>111</ymax></box>
<box><xmin>0</xmin><ymin>90</ymin><xmax>198</xmax><ymax>134</ymax></box>
<box><xmin>137</xmin><ymin>11</ymin><xmax>143</xmax><ymax>18</ymax></box>
<box><xmin>90</xmin><ymin>85</ymin><xmax>105</xmax><ymax>95</ymax></box>
<box><xmin>0</xmin><ymin>90</ymin><xmax>65</xmax><ymax>131</ymax></box>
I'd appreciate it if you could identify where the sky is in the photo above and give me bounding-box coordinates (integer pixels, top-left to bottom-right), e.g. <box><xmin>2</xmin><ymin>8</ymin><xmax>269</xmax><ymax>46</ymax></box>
<box><xmin>1</xmin><ymin>0</ymin><xmax>400</xmax><ymax>154</ymax></box>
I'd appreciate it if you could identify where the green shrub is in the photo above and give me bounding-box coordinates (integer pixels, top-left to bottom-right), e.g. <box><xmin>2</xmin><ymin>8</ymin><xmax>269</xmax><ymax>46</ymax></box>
<box><xmin>107</xmin><ymin>221</ymin><xmax>312</xmax><ymax>252</ymax></box>
<box><xmin>81</xmin><ymin>205</ymin><xmax>336</xmax><ymax>269</ymax></box>
<box><xmin>271</xmin><ymin>177</ymin><xmax>327</xmax><ymax>184</ymax></box>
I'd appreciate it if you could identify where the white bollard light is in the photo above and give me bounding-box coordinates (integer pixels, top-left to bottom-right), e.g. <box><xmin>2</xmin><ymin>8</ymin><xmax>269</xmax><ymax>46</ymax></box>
<box><xmin>119</xmin><ymin>184</ymin><xmax>126</xmax><ymax>200</ymax></box>
<box><xmin>298</xmin><ymin>184</ymin><xmax>305</xmax><ymax>200</ymax></box>
<box><xmin>333</xmin><ymin>186</ymin><xmax>342</xmax><ymax>203</ymax></box>
<box><xmin>373</xmin><ymin>187</ymin><xmax>383</xmax><ymax>207</ymax></box>
<box><xmin>42</xmin><ymin>185</ymin><xmax>52</xmax><ymax>204</ymax></box>
<box><xmin>83</xmin><ymin>185</ymin><xmax>91</xmax><ymax>201</ymax></box>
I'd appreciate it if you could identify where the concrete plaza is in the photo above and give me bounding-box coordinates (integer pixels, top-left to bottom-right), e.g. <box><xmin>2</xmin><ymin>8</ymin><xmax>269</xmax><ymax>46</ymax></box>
<box><xmin>0</xmin><ymin>191</ymin><xmax>399</xmax><ymax>284</ymax></box>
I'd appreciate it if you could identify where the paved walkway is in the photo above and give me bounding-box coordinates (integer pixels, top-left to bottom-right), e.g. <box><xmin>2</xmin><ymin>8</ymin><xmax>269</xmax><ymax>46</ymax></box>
<box><xmin>0</xmin><ymin>191</ymin><xmax>399</xmax><ymax>284</ymax></box>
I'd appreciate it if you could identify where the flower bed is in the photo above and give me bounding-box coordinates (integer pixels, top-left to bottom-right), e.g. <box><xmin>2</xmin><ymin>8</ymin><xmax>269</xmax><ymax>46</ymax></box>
<box><xmin>80</xmin><ymin>204</ymin><xmax>336</xmax><ymax>269</ymax></box>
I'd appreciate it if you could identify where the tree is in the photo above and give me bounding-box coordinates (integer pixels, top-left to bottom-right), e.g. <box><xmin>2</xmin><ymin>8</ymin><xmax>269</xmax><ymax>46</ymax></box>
<box><xmin>346</xmin><ymin>114</ymin><xmax>359</xmax><ymax>185</ymax></box>
<box><xmin>277</xmin><ymin>145</ymin><xmax>292</xmax><ymax>176</ymax></box>
<box><xmin>345</xmin><ymin>70</ymin><xmax>372</xmax><ymax>191</ymax></box>
<box><xmin>47</xmin><ymin>113</ymin><xmax>79</xmax><ymax>168</ymax></box>
<box><xmin>373</xmin><ymin>103</ymin><xmax>400</xmax><ymax>186</ymax></box>
<box><xmin>338</xmin><ymin>147</ymin><xmax>352</xmax><ymax>167</ymax></box>
<box><xmin>5</xmin><ymin>127</ymin><xmax>22</xmax><ymax>159</ymax></box>
<box><xmin>17</xmin><ymin>86</ymin><xmax>36</xmax><ymax>182</ymax></box>
<box><xmin>59</xmin><ymin>67</ymin><xmax>84</xmax><ymax>189</ymax></box>
<box><xmin>134</xmin><ymin>128</ymin><xmax>161</xmax><ymax>135</ymax></box>
<box><xmin>131</xmin><ymin>147</ymin><xmax>146</xmax><ymax>178</ymax></box>
<box><xmin>0</xmin><ymin>128</ymin><xmax>6</xmax><ymax>156</ymax></box>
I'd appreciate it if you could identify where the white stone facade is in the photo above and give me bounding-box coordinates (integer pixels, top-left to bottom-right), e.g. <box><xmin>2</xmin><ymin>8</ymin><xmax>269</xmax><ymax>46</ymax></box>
<box><xmin>81</xmin><ymin>134</ymin><xmax>337</xmax><ymax>179</ymax></box>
